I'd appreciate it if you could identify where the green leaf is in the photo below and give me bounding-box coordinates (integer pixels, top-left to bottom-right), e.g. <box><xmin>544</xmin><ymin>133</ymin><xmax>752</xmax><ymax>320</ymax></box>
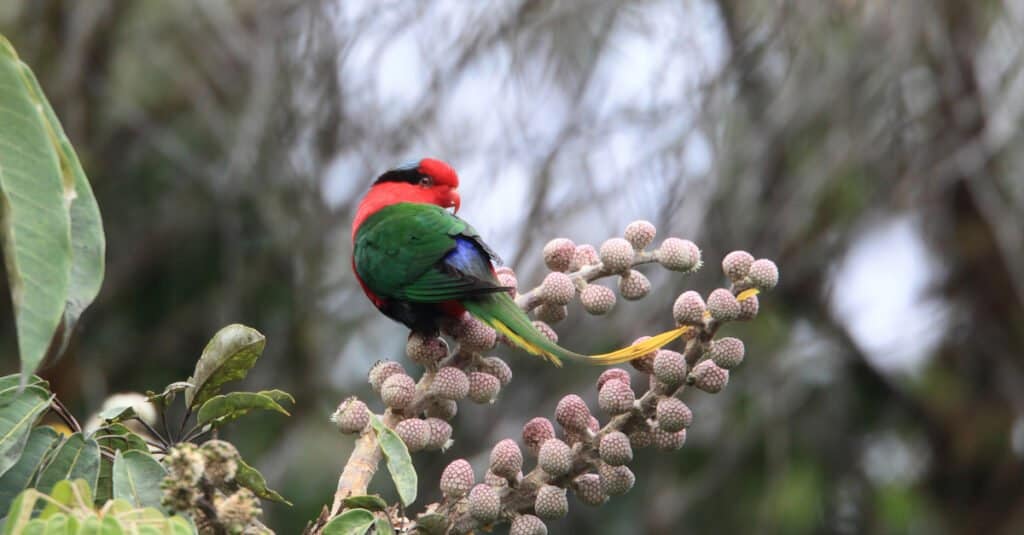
<box><xmin>184</xmin><ymin>324</ymin><xmax>266</xmax><ymax>409</ymax></box>
<box><xmin>0</xmin><ymin>374</ymin><xmax>49</xmax><ymax>398</ymax></box>
<box><xmin>44</xmin><ymin>512</ymin><xmax>78</xmax><ymax>534</ymax></box>
<box><xmin>35</xmin><ymin>433</ymin><xmax>100</xmax><ymax>494</ymax></box>
<box><xmin>373</xmin><ymin>517</ymin><xmax>394</xmax><ymax>535</ymax></box>
<box><xmin>368</xmin><ymin>414</ymin><xmax>416</xmax><ymax>507</ymax></box>
<box><xmin>93</xmin><ymin>424</ymin><xmax>148</xmax><ymax>506</ymax></box>
<box><xmin>94</xmin><ymin>406</ymin><xmax>135</xmax><ymax>425</ymax></box>
<box><xmin>234</xmin><ymin>456</ymin><xmax>290</xmax><ymax>506</ymax></box>
<box><xmin>0</xmin><ymin>36</ymin><xmax>73</xmax><ymax>384</ymax></box>
<box><xmin>413</xmin><ymin>513</ymin><xmax>449</xmax><ymax>535</ymax></box>
<box><xmin>0</xmin><ymin>426</ymin><xmax>59</xmax><ymax>512</ymax></box>
<box><xmin>341</xmin><ymin>494</ymin><xmax>388</xmax><ymax>512</ymax></box>
<box><xmin>321</xmin><ymin>509</ymin><xmax>375</xmax><ymax>535</ymax></box>
<box><xmin>0</xmin><ymin>384</ymin><xmax>52</xmax><ymax>478</ymax></box>
<box><xmin>111</xmin><ymin>450</ymin><xmax>165</xmax><ymax>509</ymax></box>
<box><xmin>21</xmin><ymin>518</ymin><xmax>46</xmax><ymax>535</ymax></box>
<box><xmin>195</xmin><ymin>391</ymin><xmax>290</xmax><ymax>428</ymax></box>
<box><xmin>97</xmin><ymin>516</ymin><xmax>124</xmax><ymax>535</ymax></box>
<box><xmin>3</xmin><ymin>488</ymin><xmax>43</xmax><ymax>534</ymax></box>
<box><xmin>145</xmin><ymin>382</ymin><xmax>192</xmax><ymax>410</ymax></box>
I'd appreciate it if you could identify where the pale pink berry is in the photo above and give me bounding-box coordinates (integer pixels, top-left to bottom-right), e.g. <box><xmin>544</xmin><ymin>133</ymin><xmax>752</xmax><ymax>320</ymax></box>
<box><xmin>425</xmin><ymin>418</ymin><xmax>452</xmax><ymax>450</ymax></box>
<box><xmin>598</xmin><ymin>379</ymin><xmax>635</xmax><ymax>415</ymax></box>
<box><xmin>706</xmin><ymin>288</ymin><xmax>740</xmax><ymax>322</ymax></box>
<box><xmin>535</xmin><ymin>304</ymin><xmax>567</xmax><ymax>324</ymax></box>
<box><xmin>624</xmin><ymin>220</ymin><xmax>657</xmax><ymax>250</ymax></box>
<box><xmin>656</xmin><ymin>238</ymin><xmax>701</xmax><ymax>272</ymax></box>
<box><xmin>543</xmin><ymin>238</ymin><xmax>576</xmax><ymax>272</ymax></box>
<box><xmin>710</xmin><ymin>337</ymin><xmax>745</xmax><ymax>369</ymax></box>
<box><xmin>599</xmin><ymin>463</ymin><xmax>635</xmax><ymax>496</ymax></box>
<box><xmin>599</xmin><ymin>238</ymin><xmax>634</xmax><ymax>273</ymax></box>
<box><xmin>572</xmin><ymin>474</ymin><xmax>607</xmax><ymax>506</ymax></box>
<box><xmin>532</xmin><ymin>321</ymin><xmax>558</xmax><ymax>343</ymax></box>
<box><xmin>468</xmin><ymin>484</ymin><xmax>501</xmax><ymax>523</ymax></box>
<box><xmin>628</xmin><ymin>427</ymin><xmax>652</xmax><ymax>449</ymax></box>
<box><xmin>537</xmin><ymin>439</ymin><xmax>573</xmax><ymax>476</ymax></box>
<box><xmin>480</xmin><ymin>356</ymin><xmax>513</xmax><ymax>386</ymax></box>
<box><xmin>406</xmin><ymin>333</ymin><xmax>448</xmax><ymax>366</ymax></box>
<box><xmin>555</xmin><ymin>394</ymin><xmax>591</xmax><ymax>431</ymax></box>
<box><xmin>510</xmin><ymin>514</ymin><xmax>548</xmax><ymax>535</ymax></box>
<box><xmin>656</xmin><ymin>397</ymin><xmax>692</xmax><ymax>433</ymax></box>
<box><xmin>580</xmin><ymin>284</ymin><xmax>616</xmax><ymax>315</ymax></box>
<box><xmin>689</xmin><ymin>360</ymin><xmax>729</xmax><ymax>393</ymax></box>
<box><xmin>627</xmin><ymin>336</ymin><xmax>656</xmax><ymax>374</ymax></box>
<box><xmin>540</xmin><ymin>272</ymin><xmax>575</xmax><ymax>305</ymax></box>
<box><xmin>455</xmin><ymin>315</ymin><xmax>497</xmax><ymax>351</ymax></box>
<box><xmin>617</xmin><ymin>270</ymin><xmax>651</xmax><ymax>300</ymax></box>
<box><xmin>484</xmin><ymin>469</ymin><xmax>511</xmax><ymax>488</ymax></box>
<box><xmin>431</xmin><ymin>366</ymin><xmax>469</xmax><ymax>400</ymax></box>
<box><xmin>596</xmin><ymin>368</ymin><xmax>631</xmax><ymax>391</ymax></box>
<box><xmin>749</xmin><ymin>259</ymin><xmax>779</xmax><ymax>290</ymax></box>
<box><xmin>394</xmin><ymin>418</ymin><xmax>429</xmax><ymax>452</ymax></box>
<box><xmin>369</xmin><ymin>360</ymin><xmax>405</xmax><ymax>392</ymax></box>
<box><xmin>496</xmin><ymin>267</ymin><xmax>518</xmax><ymax>297</ymax></box>
<box><xmin>598</xmin><ymin>431</ymin><xmax>633</xmax><ymax>466</ymax></box>
<box><xmin>737</xmin><ymin>294</ymin><xmax>759</xmax><ymax>321</ymax></box>
<box><xmin>522</xmin><ymin>417</ymin><xmax>556</xmax><ymax>456</ymax></box>
<box><xmin>380</xmin><ymin>373</ymin><xmax>415</xmax><ymax>409</ymax></box>
<box><xmin>440</xmin><ymin>459</ymin><xmax>474</xmax><ymax>498</ymax></box>
<box><xmin>652</xmin><ymin>427</ymin><xmax>687</xmax><ymax>451</ymax></box>
<box><xmin>489</xmin><ymin>438</ymin><xmax>523</xmax><ymax>479</ymax></box>
<box><xmin>331</xmin><ymin>397</ymin><xmax>369</xmax><ymax>434</ymax></box>
<box><xmin>722</xmin><ymin>250</ymin><xmax>755</xmax><ymax>282</ymax></box>
<box><xmin>673</xmin><ymin>291</ymin><xmax>706</xmax><ymax>325</ymax></box>
<box><xmin>534</xmin><ymin>485</ymin><xmax>568</xmax><ymax>519</ymax></box>
<box><xmin>570</xmin><ymin>244</ymin><xmax>599</xmax><ymax>271</ymax></box>
<box><xmin>653</xmin><ymin>350</ymin><xmax>687</xmax><ymax>387</ymax></box>
<box><xmin>467</xmin><ymin>372</ymin><xmax>501</xmax><ymax>404</ymax></box>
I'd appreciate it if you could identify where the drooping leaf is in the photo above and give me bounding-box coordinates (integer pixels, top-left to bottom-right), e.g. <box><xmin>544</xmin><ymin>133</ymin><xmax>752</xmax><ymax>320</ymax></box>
<box><xmin>111</xmin><ymin>450</ymin><xmax>165</xmax><ymax>509</ymax></box>
<box><xmin>373</xmin><ymin>517</ymin><xmax>395</xmax><ymax>535</ymax></box>
<box><xmin>0</xmin><ymin>384</ymin><xmax>52</xmax><ymax>478</ymax></box>
<box><xmin>94</xmin><ymin>406</ymin><xmax>136</xmax><ymax>425</ymax></box>
<box><xmin>35</xmin><ymin>433</ymin><xmax>100</xmax><ymax>494</ymax></box>
<box><xmin>0</xmin><ymin>36</ymin><xmax>72</xmax><ymax>384</ymax></box>
<box><xmin>184</xmin><ymin>324</ymin><xmax>266</xmax><ymax>409</ymax></box>
<box><xmin>195</xmin><ymin>391</ymin><xmax>291</xmax><ymax>428</ymax></box>
<box><xmin>341</xmin><ymin>494</ymin><xmax>388</xmax><ymax>512</ymax></box>
<box><xmin>145</xmin><ymin>382</ymin><xmax>192</xmax><ymax>410</ymax></box>
<box><xmin>321</xmin><ymin>508</ymin><xmax>375</xmax><ymax>535</ymax></box>
<box><xmin>368</xmin><ymin>414</ymin><xmax>416</xmax><ymax>507</ymax></box>
<box><xmin>235</xmin><ymin>456</ymin><xmax>290</xmax><ymax>505</ymax></box>
<box><xmin>0</xmin><ymin>425</ymin><xmax>60</xmax><ymax>512</ymax></box>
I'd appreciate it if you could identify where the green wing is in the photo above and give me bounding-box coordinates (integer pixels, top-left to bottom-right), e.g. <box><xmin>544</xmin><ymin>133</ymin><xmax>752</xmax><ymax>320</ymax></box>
<box><xmin>354</xmin><ymin>203</ymin><xmax>504</xmax><ymax>303</ymax></box>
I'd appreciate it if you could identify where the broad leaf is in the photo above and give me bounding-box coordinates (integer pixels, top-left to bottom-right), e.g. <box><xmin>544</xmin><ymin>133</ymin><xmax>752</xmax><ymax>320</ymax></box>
<box><xmin>373</xmin><ymin>517</ymin><xmax>395</xmax><ymax>535</ymax></box>
<box><xmin>35</xmin><ymin>433</ymin><xmax>100</xmax><ymax>494</ymax></box>
<box><xmin>341</xmin><ymin>494</ymin><xmax>388</xmax><ymax>511</ymax></box>
<box><xmin>235</xmin><ymin>456</ymin><xmax>290</xmax><ymax>505</ymax></box>
<box><xmin>0</xmin><ymin>426</ymin><xmax>59</xmax><ymax>512</ymax></box>
<box><xmin>321</xmin><ymin>508</ymin><xmax>374</xmax><ymax>535</ymax></box>
<box><xmin>95</xmin><ymin>406</ymin><xmax>135</xmax><ymax>425</ymax></box>
<box><xmin>111</xmin><ymin>450</ymin><xmax>165</xmax><ymax>509</ymax></box>
<box><xmin>3</xmin><ymin>488</ymin><xmax>43</xmax><ymax>534</ymax></box>
<box><xmin>0</xmin><ymin>36</ymin><xmax>72</xmax><ymax>384</ymax></box>
<box><xmin>0</xmin><ymin>384</ymin><xmax>52</xmax><ymax>478</ymax></box>
<box><xmin>414</xmin><ymin>513</ymin><xmax>449</xmax><ymax>535</ymax></box>
<box><xmin>0</xmin><ymin>374</ymin><xmax>48</xmax><ymax>398</ymax></box>
<box><xmin>184</xmin><ymin>324</ymin><xmax>266</xmax><ymax>408</ymax></box>
<box><xmin>145</xmin><ymin>382</ymin><xmax>192</xmax><ymax>409</ymax></box>
<box><xmin>368</xmin><ymin>414</ymin><xmax>416</xmax><ymax>507</ymax></box>
<box><xmin>196</xmin><ymin>391</ymin><xmax>291</xmax><ymax>428</ymax></box>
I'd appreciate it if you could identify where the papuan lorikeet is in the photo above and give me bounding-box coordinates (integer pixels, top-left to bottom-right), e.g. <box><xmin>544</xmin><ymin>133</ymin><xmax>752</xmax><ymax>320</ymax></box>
<box><xmin>351</xmin><ymin>158</ymin><xmax>691</xmax><ymax>366</ymax></box>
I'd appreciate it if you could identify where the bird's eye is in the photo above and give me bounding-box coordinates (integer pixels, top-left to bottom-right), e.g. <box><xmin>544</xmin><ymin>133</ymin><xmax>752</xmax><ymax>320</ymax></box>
<box><xmin>419</xmin><ymin>176</ymin><xmax>433</xmax><ymax>187</ymax></box>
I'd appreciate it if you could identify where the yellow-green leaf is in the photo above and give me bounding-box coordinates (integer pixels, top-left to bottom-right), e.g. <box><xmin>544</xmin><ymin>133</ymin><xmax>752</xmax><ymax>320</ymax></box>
<box><xmin>0</xmin><ymin>425</ymin><xmax>60</xmax><ymax>512</ymax></box>
<box><xmin>184</xmin><ymin>324</ymin><xmax>266</xmax><ymax>409</ymax></box>
<box><xmin>196</xmin><ymin>391</ymin><xmax>291</xmax><ymax>428</ymax></box>
<box><xmin>321</xmin><ymin>508</ymin><xmax>374</xmax><ymax>535</ymax></box>
<box><xmin>0</xmin><ymin>384</ymin><xmax>52</xmax><ymax>478</ymax></box>
<box><xmin>35</xmin><ymin>434</ymin><xmax>100</xmax><ymax>494</ymax></box>
<box><xmin>368</xmin><ymin>414</ymin><xmax>416</xmax><ymax>507</ymax></box>
<box><xmin>234</xmin><ymin>456</ymin><xmax>290</xmax><ymax>506</ymax></box>
<box><xmin>111</xmin><ymin>450</ymin><xmax>165</xmax><ymax>509</ymax></box>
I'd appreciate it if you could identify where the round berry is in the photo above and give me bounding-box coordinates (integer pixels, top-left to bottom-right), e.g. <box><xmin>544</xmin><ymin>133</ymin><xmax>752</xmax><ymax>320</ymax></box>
<box><xmin>511</xmin><ymin>514</ymin><xmax>548</xmax><ymax>535</ymax></box>
<box><xmin>656</xmin><ymin>238</ymin><xmax>701</xmax><ymax>272</ymax></box>
<box><xmin>656</xmin><ymin>397</ymin><xmax>692</xmax><ymax>433</ymax></box>
<box><xmin>690</xmin><ymin>360</ymin><xmax>729</xmax><ymax>393</ymax></box>
<box><xmin>331</xmin><ymin>397</ymin><xmax>370</xmax><ymax>434</ymax></box>
<box><xmin>456</xmin><ymin>316</ymin><xmax>497</xmax><ymax>351</ymax></box>
<box><xmin>599</xmin><ymin>463</ymin><xmax>635</xmax><ymax>496</ymax></box>
<box><xmin>394</xmin><ymin>418</ymin><xmax>430</xmax><ymax>452</ymax></box>
<box><xmin>624</xmin><ymin>220</ymin><xmax>656</xmax><ymax>250</ymax></box>
<box><xmin>497</xmin><ymin>270</ymin><xmax>518</xmax><ymax>297</ymax></box>
<box><xmin>599</xmin><ymin>238</ymin><xmax>634</xmax><ymax>273</ymax></box>
<box><xmin>706</xmin><ymin>288</ymin><xmax>740</xmax><ymax>322</ymax></box>
<box><xmin>598</xmin><ymin>379</ymin><xmax>635</xmax><ymax>415</ymax></box>
<box><xmin>534</xmin><ymin>485</ymin><xmax>568</xmax><ymax>519</ymax></box>
<box><xmin>580</xmin><ymin>284</ymin><xmax>616</xmax><ymax>315</ymax></box>
<box><xmin>489</xmin><ymin>439</ymin><xmax>523</xmax><ymax>479</ymax></box>
<box><xmin>673</xmin><ymin>291</ymin><xmax>706</xmax><ymax>325</ymax></box>
<box><xmin>749</xmin><ymin>259</ymin><xmax>779</xmax><ymax>290</ymax></box>
<box><xmin>598</xmin><ymin>431</ymin><xmax>633</xmax><ymax>466</ymax></box>
<box><xmin>596</xmin><ymin>368</ymin><xmax>631</xmax><ymax>391</ymax></box>
<box><xmin>572</xmin><ymin>474</ymin><xmax>607</xmax><ymax>506</ymax></box>
<box><xmin>535</xmin><ymin>304</ymin><xmax>568</xmax><ymax>324</ymax></box>
<box><xmin>627</xmin><ymin>336</ymin><xmax>656</xmax><ymax>374</ymax></box>
<box><xmin>440</xmin><ymin>459</ymin><xmax>474</xmax><ymax>499</ymax></box>
<box><xmin>618</xmin><ymin>270</ymin><xmax>651</xmax><ymax>300</ymax></box>
<box><xmin>737</xmin><ymin>293</ymin><xmax>759</xmax><ymax>321</ymax></box>
<box><xmin>467</xmin><ymin>371</ymin><xmax>501</xmax><ymax>404</ymax></box>
<box><xmin>653</xmin><ymin>350</ymin><xmax>687</xmax><ymax>387</ymax></box>
<box><xmin>555</xmin><ymin>395</ymin><xmax>591</xmax><ymax>431</ymax></box>
<box><xmin>538</xmin><ymin>439</ymin><xmax>573</xmax><ymax>476</ymax></box>
<box><xmin>722</xmin><ymin>250</ymin><xmax>754</xmax><ymax>282</ymax></box>
<box><xmin>570</xmin><ymin>244</ymin><xmax>600</xmax><ymax>271</ymax></box>
<box><xmin>431</xmin><ymin>367</ymin><xmax>469</xmax><ymax>401</ymax></box>
<box><xmin>380</xmin><ymin>373</ymin><xmax>415</xmax><ymax>410</ymax></box>
<box><xmin>710</xmin><ymin>337</ymin><xmax>745</xmax><ymax>369</ymax></box>
<box><xmin>484</xmin><ymin>469</ymin><xmax>511</xmax><ymax>488</ymax></box>
<box><xmin>543</xmin><ymin>238</ymin><xmax>576</xmax><ymax>272</ymax></box>
<box><xmin>406</xmin><ymin>333</ymin><xmax>448</xmax><ymax>366</ymax></box>
<box><xmin>522</xmin><ymin>417</ymin><xmax>556</xmax><ymax>456</ymax></box>
<box><xmin>480</xmin><ymin>356</ymin><xmax>512</xmax><ymax>386</ymax></box>
<box><xmin>540</xmin><ymin>272</ymin><xmax>575</xmax><ymax>306</ymax></box>
<box><xmin>652</xmin><ymin>427</ymin><xmax>687</xmax><ymax>451</ymax></box>
<box><xmin>369</xmin><ymin>360</ymin><xmax>405</xmax><ymax>392</ymax></box>
<box><xmin>425</xmin><ymin>418</ymin><xmax>453</xmax><ymax>450</ymax></box>
<box><xmin>468</xmin><ymin>484</ymin><xmax>501</xmax><ymax>523</ymax></box>
<box><xmin>532</xmin><ymin>321</ymin><xmax>558</xmax><ymax>343</ymax></box>
<box><xmin>628</xmin><ymin>427</ymin><xmax>652</xmax><ymax>449</ymax></box>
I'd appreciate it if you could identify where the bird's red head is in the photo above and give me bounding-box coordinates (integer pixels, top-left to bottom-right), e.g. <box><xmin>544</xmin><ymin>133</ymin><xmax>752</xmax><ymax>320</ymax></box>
<box><xmin>352</xmin><ymin>158</ymin><xmax>462</xmax><ymax>239</ymax></box>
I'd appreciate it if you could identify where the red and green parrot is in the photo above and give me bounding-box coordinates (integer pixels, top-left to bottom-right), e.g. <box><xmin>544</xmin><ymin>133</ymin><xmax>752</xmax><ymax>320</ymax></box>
<box><xmin>351</xmin><ymin>158</ymin><xmax>689</xmax><ymax>366</ymax></box>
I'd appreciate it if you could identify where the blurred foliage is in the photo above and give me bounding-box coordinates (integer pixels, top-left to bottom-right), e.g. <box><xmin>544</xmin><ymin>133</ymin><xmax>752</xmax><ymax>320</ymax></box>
<box><xmin>1</xmin><ymin>0</ymin><xmax>1023</xmax><ymax>533</ymax></box>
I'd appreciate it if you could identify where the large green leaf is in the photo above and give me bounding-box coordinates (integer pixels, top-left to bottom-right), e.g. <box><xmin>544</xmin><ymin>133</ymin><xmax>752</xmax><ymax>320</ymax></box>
<box><xmin>368</xmin><ymin>414</ymin><xmax>416</xmax><ymax>507</ymax></box>
<box><xmin>184</xmin><ymin>324</ymin><xmax>266</xmax><ymax>409</ymax></box>
<box><xmin>195</xmin><ymin>390</ymin><xmax>291</xmax><ymax>428</ymax></box>
<box><xmin>0</xmin><ymin>384</ymin><xmax>52</xmax><ymax>478</ymax></box>
<box><xmin>35</xmin><ymin>433</ymin><xmax>100</xmax><ymax>494</ymax></box>
<box><xmin>235</xmin><ymin>456</ymin><xmax>290</xmax><ymax>506</ymax></box>
<box><xmin>111</xmin><ymin>450</ymin><xmax>165</xmax><ymax>509</ymax></box>
<box><xmin>0</xmin><ymin>426</ymin><xmax>59</xmax><ymax>512</ymax></box>
<box><xmin>321</xmin><ymin>508</ymin><xmax>375</xmax><ymax>535</ymax></box>
<box><xmin>93</xmin><ymin>423</ymin><xmax>149</xmax><ymax>506</ymax></box>
<box><xmin>373</xmin><ymin>517</ymin><xmax>395</xmax><ymax>535</ymax></box>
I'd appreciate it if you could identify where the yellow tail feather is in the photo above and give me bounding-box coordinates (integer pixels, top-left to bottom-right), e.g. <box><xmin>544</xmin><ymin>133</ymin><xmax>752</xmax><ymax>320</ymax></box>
<box><xmin>584</xmin><ymin>325</ymin><xmax>693</xmax><ymax>365</ymax></box>
<box><xmin>490</xmin><ymin>319</ymin><xmax>565</xmax><ymax>367</ymax></box>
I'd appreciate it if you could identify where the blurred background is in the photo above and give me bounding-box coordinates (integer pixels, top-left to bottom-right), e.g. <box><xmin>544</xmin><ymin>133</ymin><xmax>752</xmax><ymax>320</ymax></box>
<box><xmin>2</xmin><ymin>0</ymin><xmax>1023</xmax><ymax>533</ymax></box>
